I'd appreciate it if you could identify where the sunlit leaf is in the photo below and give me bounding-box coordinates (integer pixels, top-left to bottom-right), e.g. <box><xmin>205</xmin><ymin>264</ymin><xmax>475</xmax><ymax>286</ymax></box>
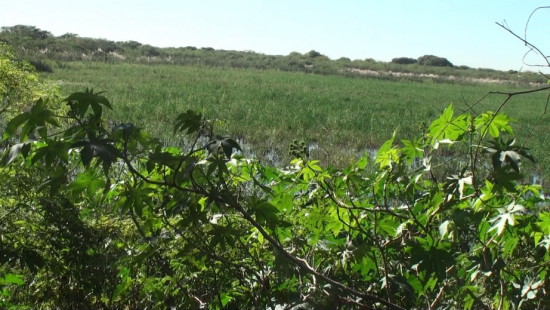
<box><xmin>1</xmin><ymin>274</ymin><xmax>24</xmax><ymax>286</ymax></box>
<box><xmin>475</xmin><ymin>111</ymin><xmax>514</xmax><ymax>138</ymax></box>
<box><xmin>488</xmin><ymin>202</ymin><xmax>525</xmax><ymax>236</ymax></box>
<box><xmin>375</xmin><ymin>130</ymin><xmax>398</xmax><ymax>168</ymax></box>
<box><xmin>401</xmin><ymin>138</ymin><xmax>424</xmax><ymax>163</ymax></box>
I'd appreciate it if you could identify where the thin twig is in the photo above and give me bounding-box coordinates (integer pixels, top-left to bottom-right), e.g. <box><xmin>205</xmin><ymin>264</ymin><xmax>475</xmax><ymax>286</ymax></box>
<box><xmin>472</xmin><ymin>86</ymin><xmax>550</xmax><ymax>180</ymax></box>
<box><xmin>430</xmin><ymin>282</ymin><xmax>447</xmax><ymax>309</ymax></box>
<box><xmin>496</xmin><ymin>21</ymin><xmax>550</xmax><ymax>67</ymax></box>
<box><xmin>524</xmin><ymin>6</ymin><xmax>550</xmax><ymax>65</ymax></box>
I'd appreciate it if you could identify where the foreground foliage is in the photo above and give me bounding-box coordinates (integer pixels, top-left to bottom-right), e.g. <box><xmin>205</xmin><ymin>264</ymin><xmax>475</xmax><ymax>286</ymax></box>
<box><xmin>1</xmin><ymin>42</ymin><xmax>549</xmax><ymax>310</ymax></box>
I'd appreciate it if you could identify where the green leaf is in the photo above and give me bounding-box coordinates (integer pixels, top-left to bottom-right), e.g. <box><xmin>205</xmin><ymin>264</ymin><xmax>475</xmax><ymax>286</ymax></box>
<box><xmin>2</xmin><ymin>274</ymin><xmax>24</xmax><ymax>286</ymax></box>
<box><xmin>31</xmin><ymin>140</ymin><xmax>70</xmax><ymax>166</ymax></box>
<box><xmin>307</xmin><ymin>160</ymin><xmax>323</xmax><ymax>172</ymax></box>
<box><xmin>90</xmin><ymin>102</ymin><xmax>103</xmax><ymax>119</ymax></box>
<box><xmin>73</xmin><ymin>140</ymin><xmax>121</xmax><ymax>169</ymax></box>
<box><xmin>356</xmin><ymin>152</ymin><xmax>369</xmax><ymax>170</ymax></box>
<box><xmin>401</xmin><ymin>138</ymin><xmax>423</xmax><ymax>163</ymax></box>
<box><xmin>3</xmin><ymin>112</ymin><xmax>30</xmax><ymax>140</ymax></box>
<box><xmin>221</xmin><ymin>138</ymin><xmax>241</xmax><ymax>158</ymax></box>
<box><xmin>5</xmin><ymin>142</ymin><xmax>30</xmax><ymax>164</ymax></box>
<box><xmin>538</xmin><ymin>212</ymin><xmax>550</xmax><ymax>234</ymax></box>
<box><xmin>428</xmin><ymin>104</ymin><xmax>453</xmax><ymax>140</ymax></box>
<box><xmin>503</xmin><ymin>236</ymin><xmax>519</xmax><ymax>257</ymax></box>
<box><xmin>174</xmin><ymin>109</ymin><xmax>202</xmax><ymax>134</ymax></box>
<box><xmin>439</xmin><ymin>220</ymin><xmax>455</xmax><ymax>240</ymax></box>
<box><xmin>488</xmin><ymin>202</ymin><xmax>525</xmax><ymax>236</ymax></box>
<box><xmin>250</xmin><ymin>198</ymin><xmax>280</xmax><ymax>227</ymax></box>
<box><xmin>404</xmin><ymin>273</ymin><xmax>423</xmax><ymax>296</ymax></box>
<box><xmin>461</xmin><ymin>286</ymin><xmax>479</xmax><ymax>310</ymax></box>
<box><xmin>80</xmin><ymin>144</ymin><xmax>93</xmax><ymax>166</ymax></box>
<box><xmin>206</xmin><ymin>136</ymin><xmax>242</xmax><ymax>159</ymax></box>
<box><xmin>353</xmin><ymin>255</ymin><xmax>376</xmax><ymax>277</ymax></box>
<box><xmin>378</xmin><ymin>217</ymin><xmax>399</xmax><ymax>237</ymax></box>
<box><xmin>375</xmin><ymin>130</ymin><xmax>398</xmax><ymax>168</ymax></box>
<box><xmin>93</xmin><ymin>141</ymin><xmax>121</xmax><ymax>163</ymax></box>
<box><xmin>220</xmin><ymin>293</ymin><xmax>233</xmax><ymax>307</ymax></box>
<box><xmin>66</xmin><ymin>88</ymin><xmax>111</xmax><ymax>117</ymax></box>
<box><xmin>69</xmin><ymin>169</ymin><xmax>106</xmax><ymax>198</ymax></box>
<box><xmin>428</xmin><ymin>104</ymin><xmax>469</xmax><ymax>145</ymax></box>
<box><xmin>475</xmin><ymin>111</ymin><xmax>513</xmax><ymax>138</ymax></box>
<box><xmin>298</xmin><ymin>165</ymin><xmax>315</xmax><ymax>182</ymax></box>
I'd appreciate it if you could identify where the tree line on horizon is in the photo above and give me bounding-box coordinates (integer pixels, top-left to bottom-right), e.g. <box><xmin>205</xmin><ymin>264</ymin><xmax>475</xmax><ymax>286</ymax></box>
<box><xmin>1</xmin><ymin>24</ymin><xmax>538</xmax><ymax>83</ymax></box>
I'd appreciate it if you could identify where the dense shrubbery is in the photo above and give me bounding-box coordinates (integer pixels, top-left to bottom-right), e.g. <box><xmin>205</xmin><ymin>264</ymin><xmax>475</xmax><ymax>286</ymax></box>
<box><xmin>0</xmin><ymin>42</ymin><xmax>61</xmax><ymax>115</ymax></box>
<box><xmin>27</xmin><ymin>59</ymin><xmax>53</xmax><ymax>73</ymax></box>
<box><xmin>417</xmin><ymin>55</ymin><xmax>454</xmax><ymax>67</ymax></box>
<box><xmin>391</xmin><ymin>57</ymin><xmax>417</xmax><ymax>64</ymax></box>
<box><xmin>1</xmin><ymin>40</ymin><xmax>549</xmax><ymax>309</ymax></box>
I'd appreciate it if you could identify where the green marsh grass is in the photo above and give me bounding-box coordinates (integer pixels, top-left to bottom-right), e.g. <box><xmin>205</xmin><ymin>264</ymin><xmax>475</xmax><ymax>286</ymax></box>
<box><xmin>44</xmin><ymin>62</ymin><xmax>550</xmax><ymax>184</ymax></box>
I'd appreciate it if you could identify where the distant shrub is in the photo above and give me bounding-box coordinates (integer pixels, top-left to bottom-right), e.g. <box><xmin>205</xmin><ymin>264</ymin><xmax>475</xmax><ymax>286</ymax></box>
<box><xmin>140</xmin><ymin>45</ymin><xmax>160</xmax><ymax>57</ymax></box>
<box><xmin>391</xmin><ymin>57</ymin><xmax>417</xmax><ymax>64</ymax></box>
<box><xmin>417</xmin><ymin>55</ymin><xmax>453</xmax><ymax>67</ymax></box>
<box><xmin>123</xmin><ymin>40</ymin><xmax>142</xmax><ymax>49</ymax></box>
<box><xmin>58</xmin><ymin>33</ymin><xmax>78</xmax><ymax>39</ymax></box>
<box><xmin>28</xmin><ymin>59</ymin><xmax>53</xmax><ymax>73</ymax></box>
<box><xmin>337</xmin><ymin>57</ymin><xmax>351</xmax><ymax>62</ymax></box>
<box><xmin>457</xmin><ymin>65</ymin><xmax>470</xmax><ymax>70</ymax></box>
<box><xmin>1</xmin><ymin>25</ymin><xmax>52</xmax><ymax>40</ymax></box>
<box><xmin>97</xmin><ymin>40</ymin><xmax>119</xmax><ymax>54</ymax></box>
<box><xmin>478</xmin><ymin>67</ymin><xmax>497</xmax><ymax>73</ymax></box>
<box><xmin>305</xmin><ymin>50</ymin><xmax>322</xmax><ymax>58</ymax></box>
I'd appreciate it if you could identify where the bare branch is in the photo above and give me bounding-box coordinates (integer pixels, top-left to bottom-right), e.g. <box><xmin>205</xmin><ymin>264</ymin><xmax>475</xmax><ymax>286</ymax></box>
<box><xmin>524</xmin><ymin>6</ymin><xmax>550</xmax><ymax>49</ymax></box>
<box><xmin>430</xmin><ymin>282</ymin><xmax>447</xmax><ymax>309</ymax></box>
<box><xmin>496</xmin><ymin>21</ymin><xmax>550</xmax><ymax>67</ymax></box>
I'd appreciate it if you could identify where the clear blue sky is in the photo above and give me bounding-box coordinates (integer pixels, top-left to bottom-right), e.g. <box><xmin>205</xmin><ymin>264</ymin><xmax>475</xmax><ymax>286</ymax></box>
<box><xmin>2</xmin><ymin>0</ymin><xmax>549</xmax><ymax>71</ymax></box>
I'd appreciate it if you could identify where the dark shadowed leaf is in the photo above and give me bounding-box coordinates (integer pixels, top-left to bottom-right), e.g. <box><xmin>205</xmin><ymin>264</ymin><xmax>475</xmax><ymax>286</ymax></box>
<box><xmin>5</xmin><ymin>142</ymin><xmax>31</xmax><ymax>164</ymax></box>
<box><xmin>174</xmin><ymin>110</ymin><xmax>202</xmax><ymax>134</ymax></box>
<box><xmin>81</xmin><ymin>144</ymin><xmax>93</xmax><ymax>166</ymax></box>
<box><xmin>3</xmin><ymin>112</ymin><xmax>30</xmax><ymax>140</ymax></box>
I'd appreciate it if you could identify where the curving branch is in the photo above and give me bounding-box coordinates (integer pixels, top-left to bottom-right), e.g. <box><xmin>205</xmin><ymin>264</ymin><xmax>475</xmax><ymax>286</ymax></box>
<box><xmin>496</xmin><ymin>20</ymin><xmax>550</xmax><ymax>68</ymax></box>
<box><xmin>524</xmin><ymin>6</ymin><xmax>550</xmax><ymax>60</ymax></box>
<box><xmin>222</xmin><ymin>193</ymin><xmax>407</xmax><ymax>310</ymax></box>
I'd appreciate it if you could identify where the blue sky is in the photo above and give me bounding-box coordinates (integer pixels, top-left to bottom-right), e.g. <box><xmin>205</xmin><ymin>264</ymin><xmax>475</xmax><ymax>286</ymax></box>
<box><xmin>2</xmin><ymin>0</ymin><xmax>549</xmax><ymax>71</ymax></box>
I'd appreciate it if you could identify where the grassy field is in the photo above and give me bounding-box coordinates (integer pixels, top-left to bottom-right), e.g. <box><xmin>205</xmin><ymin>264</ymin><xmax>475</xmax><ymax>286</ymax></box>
<box><xmin>43</xmin><ymin>62</ymin><xmax>550</xmax><ymax>184</ymax></box>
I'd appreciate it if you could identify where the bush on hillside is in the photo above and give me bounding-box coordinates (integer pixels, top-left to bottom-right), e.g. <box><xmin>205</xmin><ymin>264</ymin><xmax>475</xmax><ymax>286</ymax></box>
<box><xmin>140</xmin><ymin>44</ymin><xmax>161</xmax><ymax>57</ymax></box>
<box><xmin>28</xmin><ymin>59</ymin><xmax>53</xmax><ymax>73</ymax></box>
<box><xmin>417</xmin><ymin>55</ymin><xmax>453</xmax><ymax>67</ymax></box>
<box><xmin>305</xmin><ymin>50</ymin><xmax>323</xmax><ymax>58</ymax></box>
<box><xmin>391</xmin><ymin>57</ymin><xmax>417</xmax><ymax>64</ymax></box>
